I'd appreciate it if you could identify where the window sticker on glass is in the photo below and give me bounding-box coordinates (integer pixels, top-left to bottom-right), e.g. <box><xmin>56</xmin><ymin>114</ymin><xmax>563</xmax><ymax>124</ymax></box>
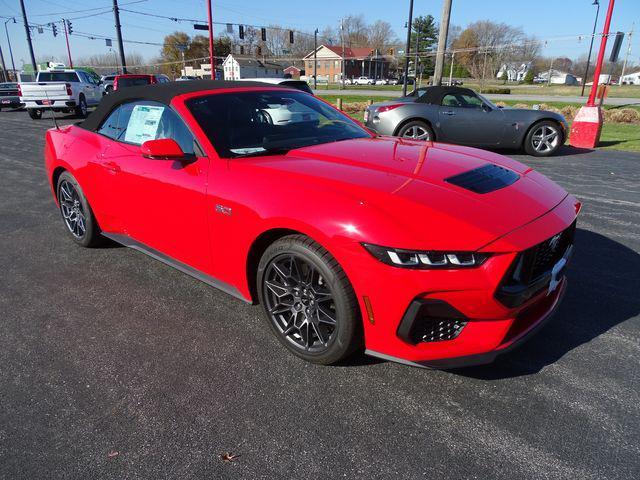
<box><xmin>124</xmin><ymin>104</ymin><xmax>165</xmax><ymax>144</ymax></box>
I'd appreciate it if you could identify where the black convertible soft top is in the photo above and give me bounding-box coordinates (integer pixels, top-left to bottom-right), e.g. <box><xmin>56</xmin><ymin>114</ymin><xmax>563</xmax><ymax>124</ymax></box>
<box><xmin>79</xmin><ymin>80</ymin><xmax>286</xmax><ymax>131</ymax></box>
<box><xmin>413</xmin><ymin>86</ymin><xmax>479</xmax><ymax>105</ymax></box>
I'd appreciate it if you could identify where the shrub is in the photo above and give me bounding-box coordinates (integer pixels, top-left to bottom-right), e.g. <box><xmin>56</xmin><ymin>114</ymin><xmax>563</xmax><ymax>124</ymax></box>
<box><xmin>523</xmin><ymin>70</ymin><xmax>535</xmax><ymax>84</ymax></box>
<box><xmin>608</xmin><ymin>108</ymin><xmax>640</xmax><ymax>124</ymax></box>
<box><xmin>481</xmin><ymin>88</ymin><xmax>510</xmax><ymax>94</ymax></box>
<box><xmin>560</xmin><ymin>106</ymin><xmax>578</xmax><ymax>121</ymax></box>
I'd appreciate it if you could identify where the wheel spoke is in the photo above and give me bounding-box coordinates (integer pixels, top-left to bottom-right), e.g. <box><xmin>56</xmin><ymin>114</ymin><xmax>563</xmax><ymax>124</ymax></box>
<box><xmin>265</xmin><ymin>280</ymin><xmax>289</xmax><ymax>298</ymax></box>
<box><xmin>311</xmin><ymin>322</ymin><xmax>326</xmax><ymax>346</ymax></box>
<box><xmin>317</xmin><ymin>305</ymin><xmax>336</xmax><ymax>325</ymax></box>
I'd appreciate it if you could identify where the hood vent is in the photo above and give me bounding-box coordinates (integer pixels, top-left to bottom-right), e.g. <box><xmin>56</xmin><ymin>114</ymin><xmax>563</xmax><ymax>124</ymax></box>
<box><xmin>445</xmin><ymin>164</ymin><xmax>519</xmax><ymax>194</ymax></box>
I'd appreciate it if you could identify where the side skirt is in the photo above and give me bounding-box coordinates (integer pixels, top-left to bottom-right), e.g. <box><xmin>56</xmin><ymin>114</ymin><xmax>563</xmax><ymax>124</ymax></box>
<box><xmin>102</xmin><ymin>232</ymin><xmax>251</xmax><ymax>303</ymax></box>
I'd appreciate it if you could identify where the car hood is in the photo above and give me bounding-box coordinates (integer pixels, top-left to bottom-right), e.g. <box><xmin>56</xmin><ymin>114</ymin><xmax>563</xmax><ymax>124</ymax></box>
<box><xmin>246</xmin><ymin>137</ymin><xmax>568</xmax><ymax>250</ymax></box>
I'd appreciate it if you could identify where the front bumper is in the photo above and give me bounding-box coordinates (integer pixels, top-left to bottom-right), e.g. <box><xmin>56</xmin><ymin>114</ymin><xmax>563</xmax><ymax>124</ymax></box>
<box><xmin>346</xmin><ymin>194</ymin><xmax>578</xmax><ymax>369</ymax></box>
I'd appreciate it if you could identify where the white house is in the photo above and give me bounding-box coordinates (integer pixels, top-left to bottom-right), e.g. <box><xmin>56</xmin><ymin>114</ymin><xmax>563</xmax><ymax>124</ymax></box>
<box><xmin>536</xmin><ymin>69</ymin><xmax>580</xmax><ymax>85</ymax></box>
<box><xmin>222</xmin><ymin>55</ymin><xmax>283</xmax><ymax>80</ymax></box>
<box><xmin>620</xmin><ymin>70</ymin><xmax>640</xmax><ymax>85</ymax></box>
<box><xmin>496</xmin><ymin>62</ymin><xmax>532</xmax><ymax>82</ymax></box>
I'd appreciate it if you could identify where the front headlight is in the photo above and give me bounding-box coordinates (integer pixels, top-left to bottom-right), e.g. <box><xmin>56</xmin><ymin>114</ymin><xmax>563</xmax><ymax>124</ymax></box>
<box><xmin>362</xmin><ymin>243</ymin><xmax>490</xmax><ymax>269</ymax></box>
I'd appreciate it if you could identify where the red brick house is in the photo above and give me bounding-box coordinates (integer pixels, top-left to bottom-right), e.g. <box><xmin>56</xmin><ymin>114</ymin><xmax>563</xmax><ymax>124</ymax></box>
<box><xmin>303</xmin><ymin>45</ymin><xmax>389</xmax><ymax>82</ymax></box>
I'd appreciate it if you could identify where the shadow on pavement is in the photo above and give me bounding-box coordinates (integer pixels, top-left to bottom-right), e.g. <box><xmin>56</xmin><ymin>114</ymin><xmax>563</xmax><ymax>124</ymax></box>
<box><xmin>453</xmin><ymin>228</ymin><xmax>640</xmax><ymax>379</ymax></box>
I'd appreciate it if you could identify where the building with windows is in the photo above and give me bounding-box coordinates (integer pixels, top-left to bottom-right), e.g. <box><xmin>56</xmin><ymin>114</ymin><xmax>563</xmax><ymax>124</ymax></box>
<box><xmin>303</xmin><ymin>45</ymin><xmax>389</xmax><ymax>83</ymax></box>
<box><xmin>221</xmin><ymin>55</ymin><xmax>284</xmax><ymax>80</ymax></box>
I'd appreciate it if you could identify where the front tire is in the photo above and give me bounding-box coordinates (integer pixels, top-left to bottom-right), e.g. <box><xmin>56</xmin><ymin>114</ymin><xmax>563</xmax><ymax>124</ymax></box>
<box><xmin>524</xmin><ymin>120</ymin><xmax>562</xmax><ymax>156</ymax></box>
<box><xmin>56</xmin><ymin>171</ymin><xmax>103</xmax><ymax>247</ymax></box>
<box><xmin>28</xmin><ymin>108</ymin><xmax>42</xmax><ymax>119</ymax></box>
<box><xmin>397</xmin><ymin>120</ymin><xmax>434</xmax><ymax>141</ymax></box>
<box><xmin>257</xmin><ymin>235</ymin><xmax>362</xmax><ymax>365</ymax></box>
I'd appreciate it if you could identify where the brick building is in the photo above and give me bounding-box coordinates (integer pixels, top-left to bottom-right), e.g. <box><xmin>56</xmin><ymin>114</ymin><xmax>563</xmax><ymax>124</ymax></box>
<box><xmin>303</xmin><ymin>45</ymin><xmax>389</xmax><ymax>83</ymax></box>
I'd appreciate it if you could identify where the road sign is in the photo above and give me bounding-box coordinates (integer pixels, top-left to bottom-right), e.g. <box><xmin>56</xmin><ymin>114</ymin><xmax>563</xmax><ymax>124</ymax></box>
<box><xmin>193</xmin><ymin>24</ymin><xmax>208</xmax><ymax>31</ymax></box>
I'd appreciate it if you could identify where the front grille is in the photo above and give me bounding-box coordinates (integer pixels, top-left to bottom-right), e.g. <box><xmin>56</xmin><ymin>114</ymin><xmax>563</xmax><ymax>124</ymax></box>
<box><xmin>521</xmin><ymin>221</ymin><xmax>576</xmax><ymax>283</ymax></box>
<box><xmin>445</xmin><ymin>164</ymin><xmax>519</xmax><ymax>194</ymax></box>
<box><xmin>495</xmin><ymin>221</ymin><xmax>576</xmax><ymax>307</ymax></box>
<box><xmin>412</xmin><ymin>318</ymin><xmax>467</xmax><ymax>343</ymax></box>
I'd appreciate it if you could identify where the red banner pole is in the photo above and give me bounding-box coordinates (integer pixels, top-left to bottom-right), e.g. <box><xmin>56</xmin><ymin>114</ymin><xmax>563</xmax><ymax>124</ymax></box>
<box><xmin>586</xmin><ymin>0</ymin><xmax>615</xmax><ymax>107</ymax></box>
<box><xmin>207</xmin><ymin>0</ymin><xmax>214</xmax><ymax>79</ymax></box>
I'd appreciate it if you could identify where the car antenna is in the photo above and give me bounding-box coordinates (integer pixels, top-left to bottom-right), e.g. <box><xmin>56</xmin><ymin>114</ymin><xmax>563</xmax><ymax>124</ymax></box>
<box><xmin>44</xmin><ymin>91</ymin><xmax>59</xmax><ymax>130</ymax></box>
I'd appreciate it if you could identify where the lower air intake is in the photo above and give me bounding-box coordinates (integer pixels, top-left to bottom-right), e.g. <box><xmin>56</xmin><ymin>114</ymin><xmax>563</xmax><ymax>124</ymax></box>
<box><xmin>413</xmin><ymin>318</ymin><xmax>467</xmax><ymax>343</ymax></box>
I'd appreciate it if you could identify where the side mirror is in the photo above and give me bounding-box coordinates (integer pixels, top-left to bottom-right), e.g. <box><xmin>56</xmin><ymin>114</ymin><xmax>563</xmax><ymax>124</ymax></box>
<box><xmin>141</xmin><ymin>138</ymin><xmax>185</xmax><ymax>159</ymax></box>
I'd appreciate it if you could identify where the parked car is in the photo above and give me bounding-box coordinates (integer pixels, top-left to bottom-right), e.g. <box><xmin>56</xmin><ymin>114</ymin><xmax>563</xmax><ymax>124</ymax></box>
<box><xmin>100</xmin><ymin>75</ymin><xmax>117</xmax><ymax>94</ymax></box>
<box><xmin>387</xmin><ymin>77</ymin><xmax>400</xmax><ymax>85</ymax></box>
<box><xmin>354</xmin><ymin>76</ymin><xmax>375</xmax><ymax>85</ymax></box>
<box><xmin>20</xmin><ymin>68</ymin><xmax>102</xmax><ymax>119</ymax></box>
<box><xmin>237</xmin><ymin>77</ymin><xmax>313</xmax><ymax>95</ymax></box>
<box><xmin>364</xmin><ymin>86</ymin><xmax>568</xmax><ymax>157</ymax></box>
<box><xmin>375</xmin><ymin>79</ymin><xmax>388</xmax><ymax>85</ymax></box>
<box><xmin>176</xmin><ymin>75</ymin><xmax>199</xmax><ymax>81</ymax></box>
<box><xmin>0</xmin><ymin>82</ymin><xmax>24</xmax><ymax>110</ymax></box>
<box><xmin>113</xmin><ymin>74</ymin><xmax>170</xmax><ymax>90</ymax></box>
<box><xmin>44</xmin><ymin>80</ymin><xmax>579</xmax><ymax>368</ymax></box>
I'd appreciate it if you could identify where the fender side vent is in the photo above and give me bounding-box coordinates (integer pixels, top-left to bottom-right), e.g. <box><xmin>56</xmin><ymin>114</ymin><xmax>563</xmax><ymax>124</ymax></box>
<box><xmin>445</xmin><ymin>164</ymin><xmax>519</xmax><ymax>194</ymax></box>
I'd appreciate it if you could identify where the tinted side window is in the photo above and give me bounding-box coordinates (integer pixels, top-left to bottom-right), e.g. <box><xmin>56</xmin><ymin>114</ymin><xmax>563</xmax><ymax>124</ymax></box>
<box><xmin>442</xmin><ymin>93</ymin><xmax>483</xmax><ymax>109</ymax></box>
<box><xmin>98</xmin><ymin>101</ymin><xmax>194</xmax><ymax>154</ymax></box>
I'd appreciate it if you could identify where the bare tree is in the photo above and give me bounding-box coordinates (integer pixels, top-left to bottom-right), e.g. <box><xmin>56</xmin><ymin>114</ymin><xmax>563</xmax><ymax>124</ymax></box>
<box><xmin>342</xmin><ymin>14</ymin><xmax>369</xmax><ymax>48</ymax></box>
<box><xmin>368</xmin><ymin>20</ymin><xmax>398</xmax><ymax>52</ymax></box>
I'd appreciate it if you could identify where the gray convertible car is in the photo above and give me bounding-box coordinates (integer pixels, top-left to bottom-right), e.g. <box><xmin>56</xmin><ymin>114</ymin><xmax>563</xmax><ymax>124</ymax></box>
<box><xmin>363</xmin><ymin>86</ymin><xmax>568</xmax><ymax>156</ymax></box>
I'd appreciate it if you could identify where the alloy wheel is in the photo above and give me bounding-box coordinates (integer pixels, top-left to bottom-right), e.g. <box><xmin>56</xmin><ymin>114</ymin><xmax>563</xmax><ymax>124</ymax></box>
<box><xmin>402</xmin><ymin>125</ymin><xmax>431</xmax><ymax>140</ymax></box>
<box><xmin>263</xmin><ymin>254</ymin><xmax>337</xmax><ymax>353</ymax></box>
<box><xmin>531</xmin><ymin>124</ymin><xmax>559</xmax><ymax>153</ymax></box>
<box><xmin>59</xmin><ymin>180</ymin><xmax>86</xmax><ymax>238</ymax></box>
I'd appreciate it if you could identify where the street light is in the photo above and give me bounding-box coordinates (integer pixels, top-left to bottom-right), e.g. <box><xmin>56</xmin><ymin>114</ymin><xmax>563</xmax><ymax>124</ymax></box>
<box><xmin>581</xmin><ymin>0</ymin><xmax>601</xmax><ymax>96</ymax></box>
<box><xmin>4</xmin><ymin>18</ymin><xmax>17</xmax><ymax>81</ymax></box>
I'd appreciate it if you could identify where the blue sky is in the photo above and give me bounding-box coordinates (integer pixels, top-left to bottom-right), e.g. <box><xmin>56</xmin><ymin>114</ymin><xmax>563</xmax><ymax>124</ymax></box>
<box><xmin>2</xmin><ymin>0</ymin><xmax>639</xmax><ymax>69</ymax></box>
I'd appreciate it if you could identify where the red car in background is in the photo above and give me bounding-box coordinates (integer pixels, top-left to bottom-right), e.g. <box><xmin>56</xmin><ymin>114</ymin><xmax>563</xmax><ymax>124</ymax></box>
<box><xmin>113</xmin><ymin>73</ymin><xmax>170</xmax><ymax>90</ymax></box>
<box><xmin>44</xmin><ymin>80</ymin><xmax>580</xmax><ymax>369</ymax></box>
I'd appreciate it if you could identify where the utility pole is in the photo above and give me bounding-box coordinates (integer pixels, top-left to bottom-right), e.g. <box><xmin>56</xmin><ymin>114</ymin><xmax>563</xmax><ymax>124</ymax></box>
<box><xmin>313</xmin><ymin>28</ymin><xmax>318</xmax><ymax>90</ymax></box>
<box><xmin>449</xmin><ymin>50</ymin><xmax>455</xmax><ymax>86</ymax></box>
<box><xmin>62</xmin><ymin>19</ymin><xmax>73</xmax><ymax>68</ymax></box>
<box><xmin>547</xmin><ymin>57</ymin><xmax>555</xmax><ymax>86</ymax></box>
<box><xmin>19</xmin><ymin>0</ymin><xmax>36</xmax><ymax>73</ymax></box>
<box><xmin>402</xmin><ymin>0</ymin><xmax>414</xmax><ymax>96</ymax></box>
<box><xmin>581</xmin><ymin>0</ymin><xmax>601</xmax><ymax>96</ymax></box>
<box><xmin>433</xmin><ymin>0</ymin><xmax>452</xmax><ymax>85</ymax></box>
<box><xmin>340</xmin><ymin>18</ymin><xmax>345</xmax><ymax>90</ymax></box>
<box><xmin>619</xmin><ymin>23</ymin><xmax>633</xmax><ymax>85</ymax></box>
<box><xmin>413</xmin><ymin>25</ymin><xmax>421</xmax><ymax>89</ymax></box>
<box><xmin>112</xmin><ymin>0</ymin><xmax>127</xmax><ymax>74</ymax></box>
<box><xmin>0</xmin><ymin>44</ymin><xmax>7</xmax><ymax>82</ymax></box>
<box><xmin>4</xmin><ymin>18</ymin><xmax>16</xmax><ymax>80</ymax></box>
<box><xmin>207</xmin><ymin>0</ymin><xmax>214</xmax><ymax>79</ymax></box>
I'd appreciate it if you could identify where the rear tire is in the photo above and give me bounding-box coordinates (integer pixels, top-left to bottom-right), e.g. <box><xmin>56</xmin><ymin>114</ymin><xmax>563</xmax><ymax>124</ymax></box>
<box><xmin>75</xmin><ymin>95</ymin><xmax>88</xmax><ymax>118</ymax></box>
<box><xmin>28</xmin><ymin>108</ymin><xmax>42</xmax><ymax>119</ymax></box>
<box><xmin>56</xmin><ymin>171</ymin><xmax>103</xmax><ymax>247</ymax></box>
<box><xmin>397</xmin><ymin>120</ymin><xmax>434</xmax><ymax>141</ymax></box>
<box><xmin>524</xmin><ymin>120</ymin><xmax>562</xmax><ymax>157</ymax></box>
<box><xmin>257</xmin><ymin>235</ymin><xmax>362</xmax><ymax>365</ymax></box>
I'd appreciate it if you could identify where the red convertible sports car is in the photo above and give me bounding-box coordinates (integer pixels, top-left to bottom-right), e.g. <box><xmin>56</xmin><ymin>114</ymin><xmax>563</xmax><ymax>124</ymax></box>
<box><xmin>45</xmin><ymin>81</ymin><xmax>580</xmax><ymax>368</ymax></box>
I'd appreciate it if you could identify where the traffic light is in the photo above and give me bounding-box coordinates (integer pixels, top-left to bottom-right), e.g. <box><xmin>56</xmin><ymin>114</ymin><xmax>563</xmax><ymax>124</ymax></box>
<box><xmin>240</xmin><ymin>45</ymin><xmax>244</xmax><ymax>55</ymax></box>
<box><xmin>51</xmin><ymin>23</ymin><xmax>57</xmax><ymax>37</ymax></box>
<box><xmin>238</xmin><ymin>25</ymin><xmax>244</xmax><ymax>39</ymax></box>
<box><xmin>289</xmin><ymin>30</ymin><xmax>294</xmax><ymax>44</ymax></box>
<box><xmin>388</xmin><ymin>48</ymin><xmax>394</xmax><ymax>56</ymax></box>
<box><xmin>66</xmin><ymin>20</ymin><xmax>73</xmax><ymax>34</ymax></box>
<box><xmin>261</xmin><ymin>27</ymin><xmax>266</xmax><ymax>42</ymax></box>
<box><xmin>257</xmin><ymin>46</ymin><xmax>262</xmax><ymax>56</ymax></box>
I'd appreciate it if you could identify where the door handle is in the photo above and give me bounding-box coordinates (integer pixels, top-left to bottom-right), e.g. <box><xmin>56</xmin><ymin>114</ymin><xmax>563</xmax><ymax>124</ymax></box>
<box><xmin>442</xmin><ymin>111</ymin><xmax>456</xmax><ymax>116</ymax></box>
<box><xmin>102</xmin><ymin>160</ymin><xmax>121</xmax><ymax>173</ymax></box>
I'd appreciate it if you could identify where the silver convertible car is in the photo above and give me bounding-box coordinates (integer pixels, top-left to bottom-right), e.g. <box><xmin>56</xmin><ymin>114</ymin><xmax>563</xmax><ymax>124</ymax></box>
<box><xmin>363</xmin><ymin>86</ymin><xmax>568</xmax><ymax>157</ymax></box>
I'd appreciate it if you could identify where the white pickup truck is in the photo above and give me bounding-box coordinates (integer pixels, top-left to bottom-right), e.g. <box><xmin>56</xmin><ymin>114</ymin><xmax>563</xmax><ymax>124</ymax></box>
<box><xmin>20</xmin><ymin>69</ymin><xmax>103</xmax><ymax>119</ymax></box>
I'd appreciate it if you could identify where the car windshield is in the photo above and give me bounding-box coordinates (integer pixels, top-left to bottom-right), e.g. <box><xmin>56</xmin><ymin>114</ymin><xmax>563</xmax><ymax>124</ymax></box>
<box><xmin>187</xmin><ymin>90</ymin><xmax>371</xmax><ymax>158</ymax></box>
<box><xmin>118</xmin><ymin>77</ymin><xmax>151</xmax><ymax>88</ymax></box>
<box><xmin>37</xmin><ymin>72</ymin><xmax>79</xmax><ymax>82</ymax></box>
<box><xmin>477</xmin><ymin>93</ymin><xmax>497</xmax><ymax>109</ymax></box>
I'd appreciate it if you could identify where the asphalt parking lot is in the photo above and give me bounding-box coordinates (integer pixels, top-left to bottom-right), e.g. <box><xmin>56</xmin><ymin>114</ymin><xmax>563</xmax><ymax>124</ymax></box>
<box><xmin>0</xmin><ymin>109</ymin><xmax>638</xmax><ymax>480</ymax></box>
